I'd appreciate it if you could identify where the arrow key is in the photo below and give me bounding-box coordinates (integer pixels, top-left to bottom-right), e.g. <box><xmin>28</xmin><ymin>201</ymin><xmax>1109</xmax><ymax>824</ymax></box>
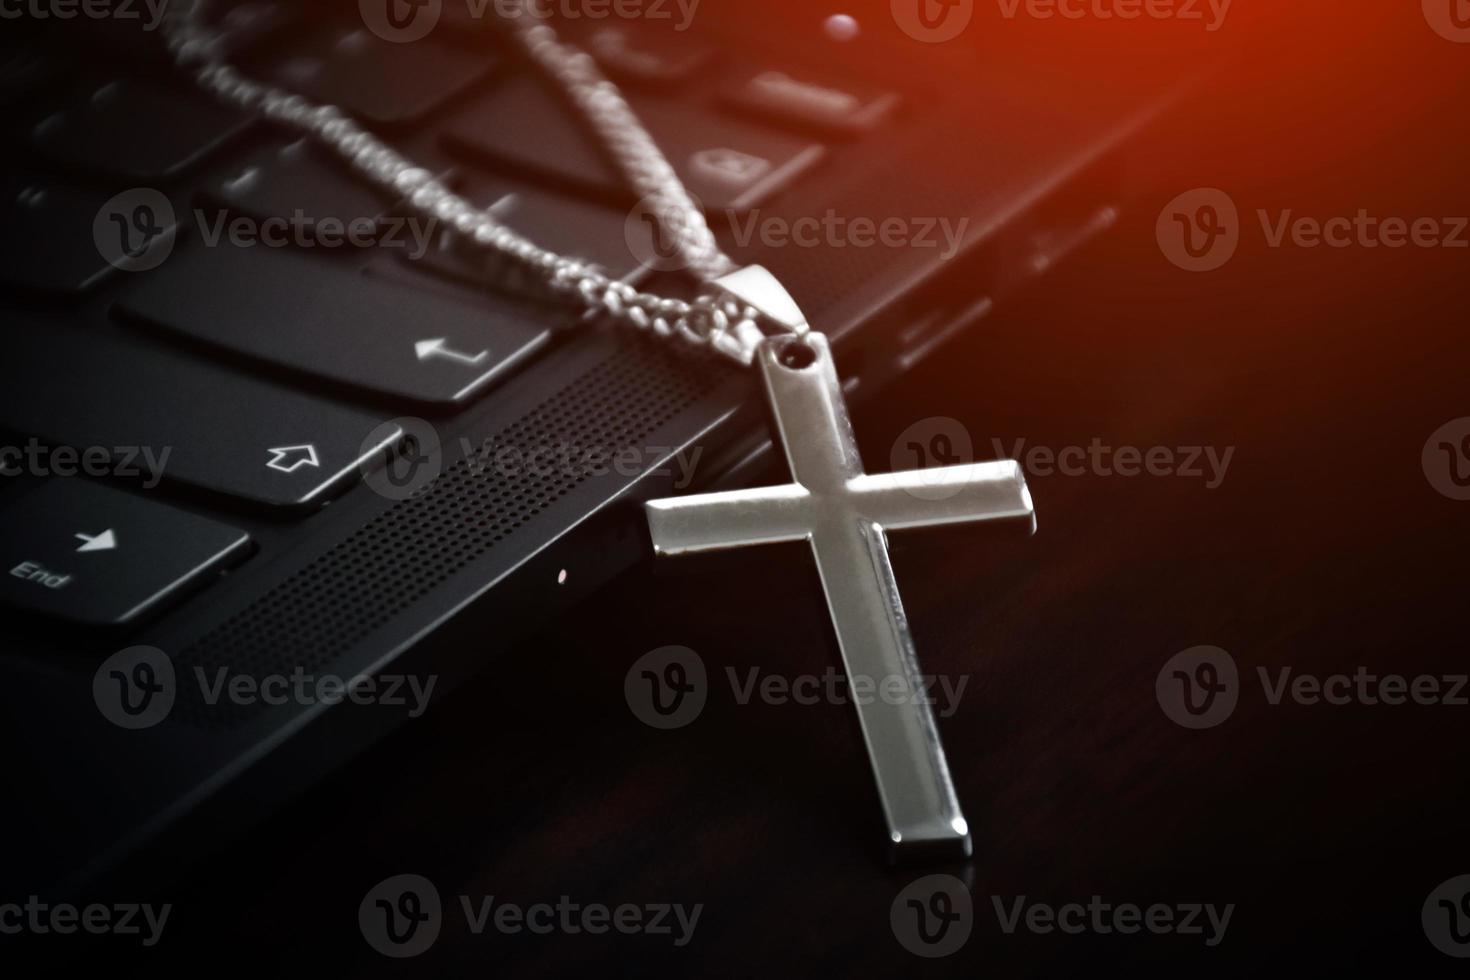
<box><xmin>0</xmin><ymin>480</ymin><xmax>250</xmax><ymax>627</ymax></box>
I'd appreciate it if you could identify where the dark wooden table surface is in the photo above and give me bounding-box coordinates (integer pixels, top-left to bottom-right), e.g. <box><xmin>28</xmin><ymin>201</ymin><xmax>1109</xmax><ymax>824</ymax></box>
<box><xmin>82</xmin><ymin>6</ymin><xmax>1470</xmax><ymax>975</ymax></box>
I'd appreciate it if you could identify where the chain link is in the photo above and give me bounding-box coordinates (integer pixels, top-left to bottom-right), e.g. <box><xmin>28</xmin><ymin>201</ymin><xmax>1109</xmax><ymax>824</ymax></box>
<box><xmin>160</xmin><ymin>0</ymin><xmax>772</xmax><ymax>364</ymax></box>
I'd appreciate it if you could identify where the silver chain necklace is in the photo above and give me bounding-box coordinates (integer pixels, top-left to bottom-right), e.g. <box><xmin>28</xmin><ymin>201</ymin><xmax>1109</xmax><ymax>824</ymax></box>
<box><xmin>163</xmin><ymin>0</ymin><xmax>1041</xmax><ymax>861</ymax></box>
<box><xmin>161</xmin><ymin>0</ymin><xmax>785</xmax><ymax>364</ymax></box>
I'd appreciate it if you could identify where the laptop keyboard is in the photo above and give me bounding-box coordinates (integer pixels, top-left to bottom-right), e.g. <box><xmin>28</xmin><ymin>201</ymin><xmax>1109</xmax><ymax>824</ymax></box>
<box><xmin>0</xmin><ymin>4</ymin><xmax>905</xmax><ymax>628</ymax></box>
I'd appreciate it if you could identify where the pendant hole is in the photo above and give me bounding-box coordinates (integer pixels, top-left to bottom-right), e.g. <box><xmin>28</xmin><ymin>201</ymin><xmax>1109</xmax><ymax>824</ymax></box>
<box><xmin>777</xmin><ymin>339</ymin><xmax>818</xmax><ymax>371</ymax></box>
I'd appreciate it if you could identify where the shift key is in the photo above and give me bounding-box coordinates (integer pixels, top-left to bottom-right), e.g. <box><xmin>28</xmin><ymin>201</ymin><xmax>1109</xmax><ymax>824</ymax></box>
<box><xmin>0</xmin><ymin>323</ymin><xmax>402</xmax><ymax>509</ymax></box>
<box><xmin>0</xmin><ymin>480</ymin><xmax>250</xmax><ymax>627</ymax></box>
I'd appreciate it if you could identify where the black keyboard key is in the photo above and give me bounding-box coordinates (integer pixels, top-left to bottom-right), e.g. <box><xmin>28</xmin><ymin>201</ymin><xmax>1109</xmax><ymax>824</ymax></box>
<box><xmin>0</xmin><ymin>180</ymin><xmax>178</xmax><ymax>295</ymax></box>
<box><xmin>0</xmin><ymin>48</ymin><xmax>57</xmax><ymax>107</ymax></box>
<box><xmin>62</xmin><ymin>1</ymin><xmax>172</xmax><ymax>62</ymax></box>
<box><xmin>414</xmin><ymin>172</ymin><xmax>651</xmax><ymax>285</ymax></box>
<box><xmin>0</xmin><ymin>324</ymin><xmax>402</xmax><ymax>509</ymax></box>
<box><xmin>444</xmin><ymin>76</ymin><xmax>825</xmax><ymax>210</ymax></box>
<box><xmin>33</xmin><ymin>78</ymin><xmax>250</xmax><ymax>182</ymax></box>
<box><xmin>721</xmin><ymin>68</ymin><xmax>900</xmax><ymax>137</ymax></box>
<box><xmin>271</xmin><ymin>27</ymin><xmax>493</xmax><ymax>126</ymax></box>
<box><xmin>578</xmin><ymin>25</ymin><xmax>714</xmax><ymax>85</ymax></box>
<box><xmin>116</xmin><ymin>245</ymin><xmax>552</xmax><ymax>408</ymax></box>
<box><xmin>213</xmin><ymin>0</ymin><xmax>302</xmax><ymax>56</ymax></box>
<box><xmin>0</xmin><ymin>480</ymin><xmax>249</xmax><ymax>627</ymax></box>
<box><xmin>205</xmin><ymin>139</ymin><xmax>392</xmax><ymax>229</ymax></box>
<box><xmin>53</xmin><ymin>0</ymin><xmax>296</xmax><ymax>63</ymax></box>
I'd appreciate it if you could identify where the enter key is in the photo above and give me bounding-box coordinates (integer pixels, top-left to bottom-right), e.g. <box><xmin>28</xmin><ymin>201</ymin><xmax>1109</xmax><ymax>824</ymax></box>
<box><xmin>117</xmin><ymin>245</ymin><xmax>553</xmax><ymax>409</ymax></box>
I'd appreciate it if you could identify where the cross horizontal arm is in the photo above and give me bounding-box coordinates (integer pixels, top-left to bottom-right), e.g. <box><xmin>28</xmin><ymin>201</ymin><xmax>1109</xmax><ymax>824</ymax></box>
<box><xmin>848</xmin><ymin>460</ymin><xmax>1036</xmax><ymax>532</ymax></box>
<box><xmin>645</xmin><ymin>484</ymin><xmax>813</xmax><ymax>556</ymax></box>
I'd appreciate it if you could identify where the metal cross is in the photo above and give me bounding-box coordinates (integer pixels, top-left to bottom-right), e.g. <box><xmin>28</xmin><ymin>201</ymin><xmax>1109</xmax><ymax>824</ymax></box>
<box><xmin>645</xmin><ymin>330</ymin><xmax>1035</xmax><ymax>862</ymax></box>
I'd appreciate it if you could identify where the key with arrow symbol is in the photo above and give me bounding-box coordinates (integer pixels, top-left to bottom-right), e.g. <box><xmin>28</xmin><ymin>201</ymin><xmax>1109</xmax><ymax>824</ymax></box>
<box><xmin>415</xmin><ymin>337</ymin><xmax>491</xmax><ymax>367</ymax></box>
<box><xmin>74</xmin><ymin>529</ymin><xmax>117</xmax><ymax>553</ymax></box>
<box><xmin>115</xmin><ymin>245</ymin><xmax>548</xmax><ymax>407</ymax></box>
<box><xmin>0</xmin><ymin>480</ymin><xmax>250</xmax><ymax>626</ymax></box>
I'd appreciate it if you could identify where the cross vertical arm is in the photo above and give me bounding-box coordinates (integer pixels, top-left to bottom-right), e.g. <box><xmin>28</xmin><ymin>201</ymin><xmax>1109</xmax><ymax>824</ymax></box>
<box><xmin>807</xmin><ymin>515</ymin><xmax>971</xmax><ymax>859</ymax></box>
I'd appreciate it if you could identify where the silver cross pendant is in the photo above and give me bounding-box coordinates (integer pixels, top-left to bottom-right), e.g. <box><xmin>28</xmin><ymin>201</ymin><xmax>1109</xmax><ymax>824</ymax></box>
<box><xmin>644</xmin><ymin>270</ymin><xmax>1036</xmax><ymax>863</ymax></box>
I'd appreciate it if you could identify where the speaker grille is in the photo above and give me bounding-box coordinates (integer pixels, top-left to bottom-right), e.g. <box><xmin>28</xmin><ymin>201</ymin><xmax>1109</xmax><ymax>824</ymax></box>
<box><xmin>171</xmin><ymin>337</ymin><xmax>731</xmax><ymax>729</ymax></box>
